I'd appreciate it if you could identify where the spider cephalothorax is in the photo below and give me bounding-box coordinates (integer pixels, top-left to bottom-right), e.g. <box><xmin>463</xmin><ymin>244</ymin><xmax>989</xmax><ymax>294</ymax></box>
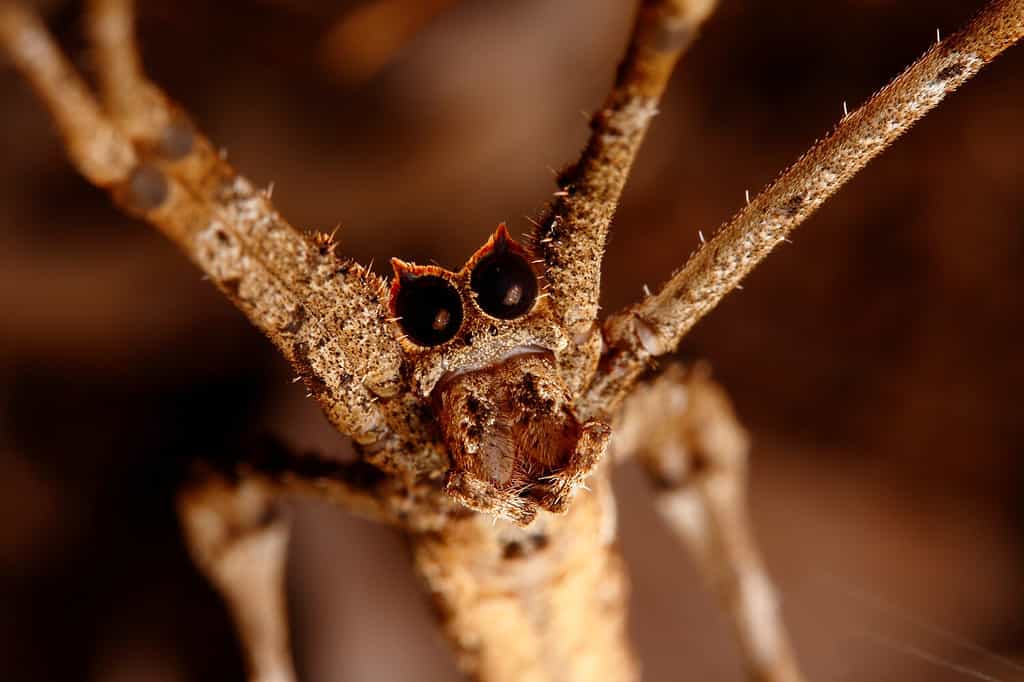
<box><xmin>389</xmin><ymin>224</ymin><xmax>610</xmax><ymax>525</ymax></box>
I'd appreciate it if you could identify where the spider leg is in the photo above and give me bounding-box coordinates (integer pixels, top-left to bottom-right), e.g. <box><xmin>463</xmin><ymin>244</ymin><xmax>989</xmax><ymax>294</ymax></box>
<box><xmin>87</xmin><ymin>0</ymin><xmax>170</xmax><ymax>144</ymax></box>
<box><xmin>529</xmin><ymin>0</ymin><xmax>717</xmax><ymax>392</ymax></box>
<box><xmin>179</xmin><ymin>473</ymin><xmax>297</xmax><ymax>682</ymax></box>
<box><xmin>0</xmin><ymin>2</ymin><xmax>442</xmax><ymax>475</ymax></box>
<box><xmin>591</xmin><ymin>0</ymin><xmax>1024</xmax><ymax>412</ymax></box>
<box><xmin>613</xmin><ymin>364</ymin><xmax>803</xmax><ymax>682</ymax></box>
<box><xmin>177</xmin><ymin>437</ymin><xmax>419</xmax><ymax>682</ymax></box>
<box><xmin>0</xmin><ymin>4</ymin><xmax>135</xmax><ymax>185</ymax></box>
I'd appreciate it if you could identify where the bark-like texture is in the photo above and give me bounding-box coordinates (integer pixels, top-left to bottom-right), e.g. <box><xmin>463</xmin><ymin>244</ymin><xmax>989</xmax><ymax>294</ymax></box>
<box><xmin>530</xmin><ymin>0</ymin><xmax>718</xmax><ymax>393</ymax></box>
<box><xmin>411</xmin><ymin>471</ymin><xmax>637</xmax><ymax>682</ymax></box>
<box><xmin>592</xmin><ymin>0</ymin><xmax>1024</xmax><ymax>413</ymax></box>
<box><xmin>3</xmin><ymin>0</ymin><xmax>1021</xmax><ymax>680</ymax></box>
<box><xmin>0</xmin><ymin>1</ymin><xmax>444</xmax><ymax>478</ymax></box>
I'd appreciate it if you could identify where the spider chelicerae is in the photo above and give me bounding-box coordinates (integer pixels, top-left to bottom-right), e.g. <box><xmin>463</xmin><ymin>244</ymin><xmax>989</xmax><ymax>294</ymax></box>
<box><xmin>1</xmin><ymin>0</ymin><xmax>1020</xmax><ymax>680</ymax></box>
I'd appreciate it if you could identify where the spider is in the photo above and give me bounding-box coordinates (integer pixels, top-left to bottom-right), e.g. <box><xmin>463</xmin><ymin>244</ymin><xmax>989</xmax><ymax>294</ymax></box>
<box><xmin>1</xmin><ymin>0</ymin><xmax>1020</xmax><ymax>680</ymax></box>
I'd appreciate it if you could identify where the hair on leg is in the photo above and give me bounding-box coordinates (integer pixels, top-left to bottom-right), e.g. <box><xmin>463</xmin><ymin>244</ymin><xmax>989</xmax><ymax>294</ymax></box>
<box><xmin>529</xmin><ymin>0</ymin><xmax>718</xmax><ymax>392</ymax></box>
<box><xmin>590</xmin><ymin>0</ymin><xmax>1024</xmax><ymax>413</ymax></box>
<box><xmin>0</xmin><ymin>2</ymin><xmax>449</xmax><ymax>476</ymax></box>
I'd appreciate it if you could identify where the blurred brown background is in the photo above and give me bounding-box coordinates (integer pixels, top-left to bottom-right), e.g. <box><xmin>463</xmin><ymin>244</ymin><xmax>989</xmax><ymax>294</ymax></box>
<box><xmin>1</xmin><ymin>0</ymin><xmax>1023</xmax><ymax>680</ymax></box>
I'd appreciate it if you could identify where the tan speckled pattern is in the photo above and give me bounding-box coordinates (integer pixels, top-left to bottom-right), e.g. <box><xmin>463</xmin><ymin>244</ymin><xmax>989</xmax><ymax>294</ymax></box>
<box><xmin>593</xmin><ymin>0</ymin><xmax>1024</xmax><ymax>416</ymax></box>
<box><xmin>4</xmin><ymin>0</ymin><xmax>1020</xmax><ymax>680</ymax></box>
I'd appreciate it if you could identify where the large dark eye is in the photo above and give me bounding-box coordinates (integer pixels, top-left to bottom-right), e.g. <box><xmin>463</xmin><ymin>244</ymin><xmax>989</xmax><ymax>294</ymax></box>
<box><xmin>394</xmin><ymin>275</ymin><xmax>463</xmax><ymax>346</ymax></box>
<box><xmin>470</xmin><ymin>250</ymin><xmax>538</xmax><ymax>319</ymax></box>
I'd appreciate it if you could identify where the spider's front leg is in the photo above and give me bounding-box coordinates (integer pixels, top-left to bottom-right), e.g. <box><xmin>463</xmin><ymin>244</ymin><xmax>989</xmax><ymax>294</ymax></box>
<box><xmin>0</xmin><ymin>5</ymin><xmax>451</xmax><ymax>676</ymax></box>
<box><xmin>591</xmin><ymin>0</ymin><xmax>1023</xmax><ymax>412</ymax></box>
<box><xmin>614</xmin><ymin>365</ymin><xmax>803</xmax><ymax>682</ymax></box>
<box><xmin>529</xmin><ymin>0</ymin><xmax>718</xmax><ymax>394</ymax></box>
<box><xmin>0</xmin><ymin>0</ymin><xmax>444</xmax><ymax>475</ymax></box>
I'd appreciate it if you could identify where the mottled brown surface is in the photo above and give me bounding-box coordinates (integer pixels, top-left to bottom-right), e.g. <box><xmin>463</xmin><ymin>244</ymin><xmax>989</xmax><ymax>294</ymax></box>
<box><xmin>533</xmin><ymin>0</ymin><xmax>715</xmax><ymax>392</ymax></box>
<box><xmin>0</xmin><ymin>4</ymin><xmax>669</xmax><ymax>679</ymax></box>
<box><xmin>615</xmin><ymin>365</ymin><xmax>803</xmax><ymax>681</ymax></box>
<box><xmin>411</xmin><ymin>472</ymin><xmax>636</xmax><ymax>682</ymax></box>
<box><xmin>1</xmin><ymin>1</ymin><xmax>1023</xmax><ymax>681</ymax></box>
<box><xmin>598</xmin><ymin>0</ymin><xmax>1023</xmax><ymax>408</ymax></box>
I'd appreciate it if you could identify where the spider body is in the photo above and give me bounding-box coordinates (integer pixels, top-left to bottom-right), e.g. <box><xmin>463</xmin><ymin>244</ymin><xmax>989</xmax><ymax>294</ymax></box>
<box><xmin>1</xmin><ymin>0</ymin><xmax>1019</xmax><ymax>680</ymax></box>
<box><xmin>391</xmin><ymin>224</ymin><xmax>610</xmax><ymax>524</ymax></box>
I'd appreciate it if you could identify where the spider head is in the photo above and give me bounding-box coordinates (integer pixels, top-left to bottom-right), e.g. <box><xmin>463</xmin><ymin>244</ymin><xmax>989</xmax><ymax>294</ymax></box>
<box><xmin>389</xmin><ymin>225</ymin><xmax>609</xmax><ymax>526</ymax></box>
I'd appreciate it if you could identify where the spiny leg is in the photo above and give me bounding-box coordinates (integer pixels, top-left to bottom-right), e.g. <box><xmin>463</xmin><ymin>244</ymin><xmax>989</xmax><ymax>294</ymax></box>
<box><xmin>85</xmin><ymin>0</ymin><xmax>415</xmax><ymax>461</ymax></box>
<box><xmin>0</xmin><ymin>2</ymin><xmax>445</xmax><ymax>476</ymax></box>
<box><xmin>178</xmin><ymin>438</ymin><xmax>405</xmax><ymax>682</ymax></box>
<box><xmin>613</xmin><ymin>365</ymin><xmax>802</xmax><ymax>682</ymax></box>
<box><xmin>529</xmin><ymin>0</ymin><xmax>717</xmax><ymax>393</ymax></box>
<box><xmin>590</xmin><ymin>0</ymin><xmax>1024</xmax><ymax>413</ymax></box>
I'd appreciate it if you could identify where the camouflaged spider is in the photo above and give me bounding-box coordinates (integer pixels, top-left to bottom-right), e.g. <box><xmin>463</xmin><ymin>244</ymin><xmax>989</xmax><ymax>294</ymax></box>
<box><xmin>1</xmin><ymin>0</ymin><xmax>1020</xmax><ymax>680</ymax></box>
<box><xmin>389</xmin><ymin>224</ymin><xmax>614</xmax><ymax>525</ymax></box>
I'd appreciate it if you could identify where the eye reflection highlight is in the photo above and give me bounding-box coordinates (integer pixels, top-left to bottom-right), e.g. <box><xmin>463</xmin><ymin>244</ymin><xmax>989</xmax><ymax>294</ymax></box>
<box><xmin>471</xmin><ymin>250</ymin><xmax>538</xmax><ymax>320</ymax></box>
<box><xmin>393</xmin><ymin>274</ymin><xmax>463</xmax><ymax>346</ymax></box>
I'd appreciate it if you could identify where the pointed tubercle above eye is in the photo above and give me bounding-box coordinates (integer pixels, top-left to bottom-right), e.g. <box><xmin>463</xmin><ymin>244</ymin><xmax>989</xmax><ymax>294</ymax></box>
<box><xmin>491</xmin><ymin>222</ymin><xmax>512</xmax><ymax>254</ymax></box>
<box><xmin>388</xmin><ymin>257</ymin><xmax>458</xmax><ymax>318</ymax></box>
<box><xmin>390</xmin><ymin>256</ymin><xmax>417</xmax><ymax>283</ymax></box>
<box><xmin>388</xmin><ymin>257</ymin><xmax>416</xmax><ymax>313</ymax></box>
<box><xmin>467</xmin><ymin>224</ymin><xmax>540</xmax><ymax>320</ymax></box>
<box><xmin>465</xmin><ymin>223</ymin><xmax>533</xmax><ymax>270</ymax></box>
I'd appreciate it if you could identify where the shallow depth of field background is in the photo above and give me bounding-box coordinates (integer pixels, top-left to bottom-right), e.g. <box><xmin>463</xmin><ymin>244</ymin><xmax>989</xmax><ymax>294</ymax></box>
<box><xmin>2</xmin><ymin>0</ymin><xmax>1023</xmax><ymax>680</ymax></box>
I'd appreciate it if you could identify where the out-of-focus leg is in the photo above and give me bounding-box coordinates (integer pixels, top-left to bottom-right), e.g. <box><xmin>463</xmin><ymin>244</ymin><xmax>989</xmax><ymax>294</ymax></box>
<box><xmin>179</xmin><ymin>474</ymin><xmax>297</xmax><ymax>682</ymax></box>
<box><xmin>614</xmin><ymin>364</ymin><xmax>803</xmax><ymax>682</ymax></box>
<box><xmin>0</xmin><ymin>2</ymin><xmax>443</xmax><ymax>473</ymax></box>
<box><xmin>176</xmin><ymin>437</ymin><xmax>404</xmax><ymax>682</ymax></box>
<box><xmin>87</xmin><ymin>0</ymin><xmax>168</xmax><ymax>143</ymax></box>
<box><xmin>0</xmin><ymin>3</ymin><xmax>136</xmax><ymax>184</ymax></box>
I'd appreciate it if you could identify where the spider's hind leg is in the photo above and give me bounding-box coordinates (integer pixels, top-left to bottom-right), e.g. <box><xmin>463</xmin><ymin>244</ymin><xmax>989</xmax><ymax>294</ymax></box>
<box><xmin>613</xmin><ymin>364</ymin><xmax>804</xmax><ymax>682</ymax></box>
<box><xmin>178</xmin><ymin>437</ymin><xmax>404</xmax><ymax>682</ymax></box>
<box><xmin>179</xmin><ymin>468</ymin><xmax>297</xmax><ymax>682</ymax></box>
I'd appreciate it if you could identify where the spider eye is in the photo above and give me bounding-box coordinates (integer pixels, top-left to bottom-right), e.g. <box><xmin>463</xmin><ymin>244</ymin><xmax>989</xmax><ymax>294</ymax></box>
<box><xmin>394</xmin><ymin>275</ymin><xmax>463</xmax><ymax>346</ymax></box>
<box><xmin>470</xmin><ymin>249</ymin><xmax>538</xmax><ymax>320</ymax></box>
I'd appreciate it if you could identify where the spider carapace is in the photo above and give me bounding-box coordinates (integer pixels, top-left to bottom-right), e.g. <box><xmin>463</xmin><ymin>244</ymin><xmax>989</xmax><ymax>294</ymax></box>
<box><xmin>390</xmin><ymin>224</ymin><xmax>609</xmax><ymax>526</ymax></box>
